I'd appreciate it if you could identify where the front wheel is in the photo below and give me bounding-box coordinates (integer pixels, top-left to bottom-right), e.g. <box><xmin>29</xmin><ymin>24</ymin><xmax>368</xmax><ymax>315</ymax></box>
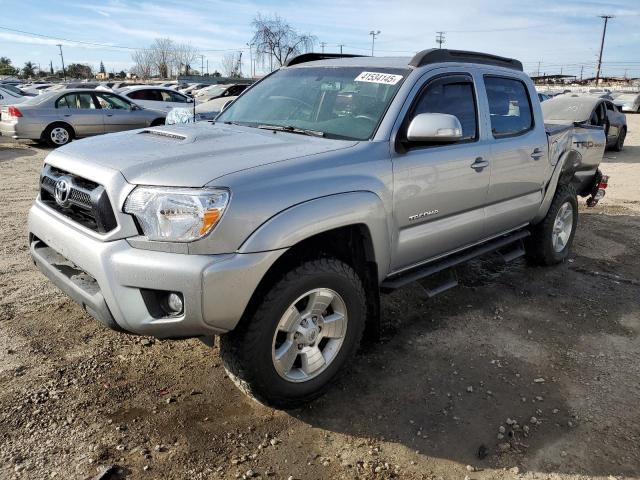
<box><xmin>220</xmin><ymin>258</ymin><xmax>366</xmax><ymax>408</ymax></box>
<box><xmin>525</xmin><ymin>184</ymin><xmax>578</xmax><ymax>266</ymax></box>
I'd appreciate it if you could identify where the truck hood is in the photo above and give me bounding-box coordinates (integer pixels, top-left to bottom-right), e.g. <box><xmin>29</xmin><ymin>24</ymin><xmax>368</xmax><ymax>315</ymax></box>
<box><xmin>53</xmin><ymin>123</ymin><xmax>358</xmax><ymax>186</ymax></box>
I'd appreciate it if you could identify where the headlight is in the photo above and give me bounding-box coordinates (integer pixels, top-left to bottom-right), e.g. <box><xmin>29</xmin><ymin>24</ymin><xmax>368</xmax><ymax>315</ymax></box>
<box><xmin>124</xmin><ymin>186</ymin><xmax>229</xmax><ymax>242</ymax></box>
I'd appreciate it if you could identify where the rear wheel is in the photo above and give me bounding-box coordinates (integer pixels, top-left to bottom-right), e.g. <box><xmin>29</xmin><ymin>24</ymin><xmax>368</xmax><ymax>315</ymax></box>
<box><xmin>44</xmin><ymin>123</ymin><xmax>73</xmax><ymax>147</ymax></box>
<box><xmin>525</xmin><ymin>184</ymin><xmax>578</xmax><ymax>266</ymax></box>
<box><xmin>612</xmin><ymin>126</ymin><xmax>626</xmax><ymax>152</ymax></box>
<box><xmin>150</xmin><ymin>118</ymin><xmax>165</xmax><ymax>127</ymax></box>
<box><xmin>220</xmin><ymin>258</ymin><xmax>366</xmax><ymax>408</ymax></box>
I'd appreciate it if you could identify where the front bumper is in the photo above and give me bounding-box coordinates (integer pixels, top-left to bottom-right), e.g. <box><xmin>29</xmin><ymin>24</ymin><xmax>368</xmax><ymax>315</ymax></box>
<box><xmin>29</xmin><ymin>200</ymin><xmax>284</xmax><ymax>338</ymax></box>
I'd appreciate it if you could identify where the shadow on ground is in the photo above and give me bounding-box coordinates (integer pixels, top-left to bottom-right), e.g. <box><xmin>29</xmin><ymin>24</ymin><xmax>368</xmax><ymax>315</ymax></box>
<box><xmin>295</xmin><ymin>211</ymin><xmax>640</xmax><ymax>477</ymax></box>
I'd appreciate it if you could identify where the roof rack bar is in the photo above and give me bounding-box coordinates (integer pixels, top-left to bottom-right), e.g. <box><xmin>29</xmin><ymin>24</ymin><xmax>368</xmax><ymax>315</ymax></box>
<box><xmin>409</xmin><ymin>49</ymin><xmax>523</xmax><ymax>71</ymax></box>
<box><xmin>284</xmin><ymin>53</ymin><xmax>367</xmax><ymax>67</ymax></box>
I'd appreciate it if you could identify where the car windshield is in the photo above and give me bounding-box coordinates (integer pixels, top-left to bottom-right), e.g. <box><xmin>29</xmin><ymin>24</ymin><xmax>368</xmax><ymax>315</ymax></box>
<box><xmin>217</xmin><ymin>66</ymin><xmax>409</xmax><ymax>140</ymax></box>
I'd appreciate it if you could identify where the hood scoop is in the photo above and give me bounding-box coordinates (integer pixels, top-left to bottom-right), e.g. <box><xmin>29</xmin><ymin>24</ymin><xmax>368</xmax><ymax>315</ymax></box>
<box><xmin>139</xmin><ymin>129</ymin><xmax>187</xmax><ymax>141</ymax></box>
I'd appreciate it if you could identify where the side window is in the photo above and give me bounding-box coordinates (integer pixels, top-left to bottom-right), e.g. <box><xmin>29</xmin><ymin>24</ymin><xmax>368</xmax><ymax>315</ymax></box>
<box><xmin>96</xmin><ymin>93</ymin><xmax>131</xmax><ymax>110</ymax></box>
<box><xmin>484</xmin><ymin>76</ymin><xmax>533</xmax><ymax>137</ymax></box>
<box><xmin>407</xmin><ymin>75</ymin><xmax>478</xmax><ymax>142</ymax></box>
<box><xmin>56</xmin><ymin>94</ymin><xmax>74</xmax><ymax>108</ymax></box>
<box><xmin>605</xmin><ymin>101</ymin><xmax>615</xmax><ymax>111</ymax></box>
<box><xmin>128</xmin><ymin>90</ymin><xmax>153</xmax><ymax>101</ymax></box>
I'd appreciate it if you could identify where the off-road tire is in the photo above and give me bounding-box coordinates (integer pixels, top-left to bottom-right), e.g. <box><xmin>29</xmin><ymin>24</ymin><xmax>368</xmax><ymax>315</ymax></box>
<box><xmin>612</xmin><ymin>126</ymin><xmax>626</xmax><ymax>152</ymax></box>
<box><xmin>220</xmin><ymin>258</ymin><xmax>366</xmax><ymax>409</ymax></box>
<box><xmin>525</xmin><ymin>183</ymin><xmax>578</xmax><ymax>266</ymax></box>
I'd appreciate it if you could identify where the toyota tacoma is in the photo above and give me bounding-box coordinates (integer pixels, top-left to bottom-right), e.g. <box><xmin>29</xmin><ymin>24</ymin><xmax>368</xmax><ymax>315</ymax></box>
<box><xmin>28</xmin><ymin>50</ymin><xmax>608</xmax><ymax>407</ymax></box>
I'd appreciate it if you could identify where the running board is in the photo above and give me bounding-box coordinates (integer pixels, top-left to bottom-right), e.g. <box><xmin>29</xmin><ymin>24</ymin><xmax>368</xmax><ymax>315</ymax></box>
<box><xmin>381</xmin><ymin>230</ymin><xmax>530</xmax><ymax>292</ymax></box>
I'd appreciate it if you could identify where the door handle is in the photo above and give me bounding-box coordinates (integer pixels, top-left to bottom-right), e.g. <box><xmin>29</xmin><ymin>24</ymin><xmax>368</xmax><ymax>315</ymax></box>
<box><xmin>531</xmin><ymin>148</ymin><xmax>544</xmax><ymax>160</ymax></box>
<box><xmin>106</xmin><ymin>114</ymin><xmax>114</xmax><ymax>117</ymax></box>
<box><xmin>470</xmin><ymin>157</ymin><xmax>489</xmax><ymax>171</ymax></box>
<box><xmin>63</xmin><ymin>114</ymin><xmax>71</xmax><ymax>117</ymax></box>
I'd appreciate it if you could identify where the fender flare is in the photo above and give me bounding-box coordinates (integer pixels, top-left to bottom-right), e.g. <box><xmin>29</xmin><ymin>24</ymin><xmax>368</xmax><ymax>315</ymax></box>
<box><xmin>532</xmin><ymin>149</ymin><xmax>581</xmax><ymax>224</ymax></box>
<box><xmin>238</xmin><ymin>191</ymin><xmax>391</xmax><ymax>281</ymax></box>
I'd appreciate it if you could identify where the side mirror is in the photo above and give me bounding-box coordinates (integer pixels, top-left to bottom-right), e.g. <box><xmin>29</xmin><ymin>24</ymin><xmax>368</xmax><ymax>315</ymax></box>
<box><xmin>187</xmin><ymin>97</ymin><xmax>194</xmax><ymax>103</ymax></box>
<box><xmin>131</xmin><ymin>104</ymin><xmax>141</xmax><ymax>110</ymax></box>
<box><xmin>406</xmin><ymin>113</ymin><xmax>463</xmax><ymax>142</ymax></box>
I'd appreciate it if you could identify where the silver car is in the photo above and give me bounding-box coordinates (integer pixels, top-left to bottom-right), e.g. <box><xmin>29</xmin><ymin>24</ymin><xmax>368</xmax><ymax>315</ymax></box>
<box><xmin>613</xmin><ymin>92</ymin><xmax>640</xmax><ymax>113</ymax></box>
<box><xmin>0</xmin><ymin>89</ymin><xmax>166</xmax><ymax>147</ymax></box>
<box><xmin>542</xmin><ymin>94</ymin><xmax>627</xmax><ymax>151</ymax></box>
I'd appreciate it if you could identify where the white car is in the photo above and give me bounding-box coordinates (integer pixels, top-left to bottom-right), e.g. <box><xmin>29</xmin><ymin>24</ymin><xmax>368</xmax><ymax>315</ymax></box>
<box><xmin>179</xmin><ymin>83</ymin><xmax>208</xmax><ymax>96</ymax></box>
<box><xmin>118</xmin><ymin>86</ymin><xmax>194</xmax><ymax>112</ymax></box>
<box><xmin>165</xmin><ymin>96</ymin><xmax>237</xmax><ymax>125</ymax></box>
<box><xmin>613</xmin><ymin>92</ymin><xmax>640</xmax><ymax>113</ymax></box>
<box><xmin>0</xmin><ymin>86</ymin><xmax>27</xmax><ymax>106</ymax></box>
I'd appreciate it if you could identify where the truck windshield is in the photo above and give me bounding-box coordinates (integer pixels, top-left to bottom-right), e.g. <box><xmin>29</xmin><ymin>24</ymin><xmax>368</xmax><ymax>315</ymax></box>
<box><xmin>216</xmin><ymin>66</ymin><xmax>409</xmax><ymax>140</ymax></box>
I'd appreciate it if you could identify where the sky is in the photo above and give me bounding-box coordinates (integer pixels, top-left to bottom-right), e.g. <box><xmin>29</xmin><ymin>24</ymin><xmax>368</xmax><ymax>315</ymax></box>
<box><xmin>1</xmin><ymin>0</ymin><xmax>639</xmax><ymax>79</ymax></box>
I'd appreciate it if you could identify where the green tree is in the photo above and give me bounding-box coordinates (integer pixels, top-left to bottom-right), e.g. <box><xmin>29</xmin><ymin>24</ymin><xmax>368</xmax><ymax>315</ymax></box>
<box><xmin>66</xmin><ymin>63</ymin><xmax>93</xmax><ymax>79</ymax></box>
<box><xmin>99</xmin><ymin>61</ymin><xmax>106</xmax><ymax>74</ymax></box>
<box><xmin>0</xmin><ymin>57</ymin><xmax>17</xmax><ymax>76</ymax></box>
<box><xmin>22</xmin><ymin>61</ymin><xmax>36</xmax><ymax>78</ymax></box>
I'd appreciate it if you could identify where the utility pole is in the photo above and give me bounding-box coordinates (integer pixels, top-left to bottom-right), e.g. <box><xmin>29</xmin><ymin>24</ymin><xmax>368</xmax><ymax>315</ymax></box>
<box><xmin>369</xmin><ymin>30</ymin><xmax>381</xmax><ymax>56</ymax></box>
<box><xmin>200</xmin><ymin>55</ymin><xmax>204</xmax><ymax>77</ymax></box>
<box><xmin>435</xmin><ymin>31</ymin><xmax>446</xmax><ymax>49</ymax></box>
<box><xmin>338</xmin><ymin>44</ymin><xmax>345</xmax><ymax>55</ymax></box>
<box><xmin>56</xmin><ymin>44</ymin><xmax>66</xmax><ymax>81</ymax></box>
<box><xmin>246</xmin><ymin>42</ymin><xmax>253</xmax><ymax>77</ymax></box>
<box><xmin>580</xmin><ymin>65</ymin><xmax>584</xmax><ymax>81</ymax></box>
<box><xmin>537</xmin><ymin>61</ymin><xmax>541</xmax><ymax>77</ymax></box>
<box><xmin>206</xmin><ymin>59</ymin><xmax>209</xmax><ymax>76</ymax></box>
<box><xmin>320</xmin><ymin>42</ymin><xmax>327</xmax><ymax>54</ymax></box>
<box><xmin>595</xmin><ymin>15</ymin><xmax>613</xmax><ymax>86</ymax></box>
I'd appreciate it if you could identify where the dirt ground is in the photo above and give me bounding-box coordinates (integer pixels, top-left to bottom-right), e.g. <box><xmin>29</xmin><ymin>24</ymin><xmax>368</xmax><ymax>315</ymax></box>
<box><xmin>1</xmin><ymin>116</ymin><xmax>639</xmax><ymax>480</ymax></box>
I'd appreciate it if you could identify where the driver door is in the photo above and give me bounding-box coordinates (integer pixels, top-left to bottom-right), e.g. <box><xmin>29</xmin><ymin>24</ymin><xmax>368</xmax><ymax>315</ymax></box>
<box><xmin>94</xmin><ymin>92</ymin><xmax>146</xmax><ymax>132</ymax></box>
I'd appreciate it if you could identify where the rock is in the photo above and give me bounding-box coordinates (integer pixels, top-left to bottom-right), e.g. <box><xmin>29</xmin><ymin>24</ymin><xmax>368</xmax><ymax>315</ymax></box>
<box><xmin>499</xmin><ymin>426</ymin><xmax>506</xmax><ymax>434</ymax></box>
<box><xmin>467</xmin><ymin>386</ymin><xmax>474</xmax><ymax>393</ymax></box>
<box><xmin>245</xmin><ymin>469</ymin><xmax>255</xmax><ymax>477</ymax></box>
<box><xmin>269</xmin><ymin>438</ymin><xmax>280</xmax><ymax>446</ymax></box>
<box><xmin>509</xmin><ymin>466</ymin><xmax>520</xmax><ymax>474</ymax></box>
<box><xmin>533</xmin><ymin>378</ymin><xmax>545</xmax><ymax>383</ymax></box>
<box><xmin>530</xmin><ymin>417</ymin><xmax>538</xmax><ymax>424</ymax></box>
<box><xmin>506</xmin><ymin>418</ymin><xmax>516</xmax><ymax>425</ymax></box>
<box><xmin>140</xmin><ymin>339</ymin><xmax>153</xmax><ymax>347</ymax></box>
<box><xmin>498</xmin><ymin>442</ymin><xmax>511</xmax><ymax>452</ymax></box>
<box><xmin>466</xmin><ymin>465</ymin><xmax>475</xmax><ymax>472</ymax></box>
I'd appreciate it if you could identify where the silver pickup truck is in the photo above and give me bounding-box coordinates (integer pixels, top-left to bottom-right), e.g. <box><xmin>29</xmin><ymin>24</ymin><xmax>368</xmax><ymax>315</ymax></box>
<box><xmin>28</xmin><ymin>50</ymin><xmax>608</xmax><ymax>407</ymax></box>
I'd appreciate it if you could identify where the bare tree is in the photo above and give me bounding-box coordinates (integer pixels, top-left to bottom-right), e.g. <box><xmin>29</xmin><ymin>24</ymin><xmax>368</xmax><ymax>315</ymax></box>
<box><xmin>131</xmin><ymin>48</ymin><xmax>153</xmax><ymax>79</ymax></box>
<box><xmin>149</xmin><ymin>38</ymin><xmax>175</xmax><ymax>78</ymax></box>
<box><xmin>251</xmin><ymin>14</ymin><xmax>315</xmax><ymax>70</ymax></box>
<box><xmin>219</xmin><ymin>52</ymin><xmax>243</xmax><ymax>77</ymax></box>
<box><xmin>173</xmin><ymin>43</ymin><xmax>199</xmax><ymax>76</ymax></box>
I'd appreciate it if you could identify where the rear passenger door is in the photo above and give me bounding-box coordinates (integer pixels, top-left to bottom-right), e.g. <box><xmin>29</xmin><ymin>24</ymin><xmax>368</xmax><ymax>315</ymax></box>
<box><xmin>55</xmin><ymin>92</ymin><xmax>104</xmax><ymax>137</ymax></box>
<box><xmin>482</xmin><ymin>75</ymin><xmax>549</xmax><ymax>235</ymax></box>
<box><xmin>391</xmin><ymin>73</ymin><xmax>491</xmax><ymax>271</ymax></box>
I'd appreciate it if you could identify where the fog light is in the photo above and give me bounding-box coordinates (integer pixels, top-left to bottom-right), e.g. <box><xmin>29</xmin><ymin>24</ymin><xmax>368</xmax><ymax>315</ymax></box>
<box><xmin>165</xmin><ymin>292</ymin><xmax>184</xmax><ymax>315</ymax></box>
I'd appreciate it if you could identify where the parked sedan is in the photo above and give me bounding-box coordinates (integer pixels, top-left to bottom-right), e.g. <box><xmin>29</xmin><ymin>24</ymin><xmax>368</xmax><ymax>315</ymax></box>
<box><xmin>195</xmin><ymin>83</ymin><xmax>250</xmax><ymax>102</ymax></box>
<box><xmin>0</xmin><ymin>89</ymin><xmax>166</xmax><ymax>147</ymax></box>
<box><xmin>166</xmin><ymin>95</ymin><xmax>238</xmax><ymax>124</ymax></box>
<box><xmin>0</xmin><ymin>86</ymin><xmax>28</xmax><ymax>106</ymax></box>
<box><xmin>613</xmin><ymin>92</ymin><xmax>640</xmax><ymax>113</ymax></box>
<box><xmin>118</xmin><ymin>86</ymin><xmax>193</xmax><ymax>112</ymax></box>
<box><xmin>543</xmin><ymin>94</ymin><xmax>627</xmax><ymax>151</ymax></box>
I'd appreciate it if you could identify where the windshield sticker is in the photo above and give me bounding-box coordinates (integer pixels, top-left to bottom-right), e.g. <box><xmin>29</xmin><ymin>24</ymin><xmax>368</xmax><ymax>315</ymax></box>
<box><xmin>355</xmin><ymin>72</ymin><xmax>403</xmax><ymax>85</ymax></box>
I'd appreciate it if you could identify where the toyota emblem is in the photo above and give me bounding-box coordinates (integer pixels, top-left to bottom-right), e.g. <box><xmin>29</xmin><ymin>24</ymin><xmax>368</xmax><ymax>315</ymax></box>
<box><xmin>54</xmin><ymin>177</ymin><xmax>72</xmax><ymax>207</ymax></box>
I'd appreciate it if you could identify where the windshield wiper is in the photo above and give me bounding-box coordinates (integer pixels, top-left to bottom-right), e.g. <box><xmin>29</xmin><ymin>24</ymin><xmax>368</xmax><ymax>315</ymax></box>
<box><xmin>256</xmin><ymin>124</ymin><xmax>325</xmax><ymax>138</ymax></box>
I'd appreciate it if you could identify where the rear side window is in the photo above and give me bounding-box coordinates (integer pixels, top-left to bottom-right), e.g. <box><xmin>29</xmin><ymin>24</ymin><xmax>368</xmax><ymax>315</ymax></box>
<box><xmin>484</xmin><ymin>76</ymin><xmax>533</xmax><ymax>137</ymax></box>
<box><xmin>56</xmin><ymin>93</ymin><xmax>96</xmax><ymax>109</ymax></box>
<box><xmin>128</xmin><ymin>89</ymin><xmax>160</xmax><ymax>101</ymax></box>
<box><xmin>407</xmin><ymin>75</ymin><xmax>478</xmax><ymax>142</ymax></box>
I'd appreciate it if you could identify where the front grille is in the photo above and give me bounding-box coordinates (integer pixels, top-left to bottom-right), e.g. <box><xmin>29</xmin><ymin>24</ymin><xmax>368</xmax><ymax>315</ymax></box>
<box><xmin>40</xmin><ymin>165</ymin><xmax>117</xmax><ymax>233</ymax></box>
